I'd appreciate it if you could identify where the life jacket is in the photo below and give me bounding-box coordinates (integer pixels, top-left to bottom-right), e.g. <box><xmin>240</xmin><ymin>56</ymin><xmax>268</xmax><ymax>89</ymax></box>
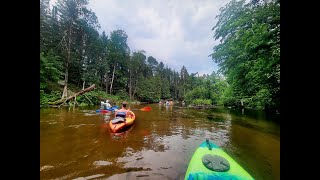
<box><xmin>116</xmin><ymin>111</ymin><xmax>127</xmax><ymax>118</ymax></box>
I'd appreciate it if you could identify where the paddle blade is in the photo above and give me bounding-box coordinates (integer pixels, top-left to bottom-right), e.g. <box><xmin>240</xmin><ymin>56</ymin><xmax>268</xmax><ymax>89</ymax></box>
<box><xmin>140</xmin><ymin>106</ymin><xmax>152</xmax><ymax>111</ymax></box>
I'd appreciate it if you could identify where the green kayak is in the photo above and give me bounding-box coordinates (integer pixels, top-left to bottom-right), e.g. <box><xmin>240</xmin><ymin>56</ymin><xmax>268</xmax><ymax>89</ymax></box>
<box><xmin>185</xmin><ymin>139</ymin><xmax>254</xmax><ymax>180</ymax></box>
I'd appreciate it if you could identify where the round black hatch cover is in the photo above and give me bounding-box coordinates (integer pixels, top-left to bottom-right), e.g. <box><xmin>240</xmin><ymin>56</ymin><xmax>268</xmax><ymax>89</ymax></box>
<box><xmin>202</xmin><ymin>154</ymin><xmax>230</xmax><ymax>172</ymax></box>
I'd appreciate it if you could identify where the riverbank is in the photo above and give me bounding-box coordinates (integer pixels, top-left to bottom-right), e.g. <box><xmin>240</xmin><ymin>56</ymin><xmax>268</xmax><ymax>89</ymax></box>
<box><xmin>40</xmin><ymin>82</ymin><xmax>138</xmax><ymax>108</ymax></box>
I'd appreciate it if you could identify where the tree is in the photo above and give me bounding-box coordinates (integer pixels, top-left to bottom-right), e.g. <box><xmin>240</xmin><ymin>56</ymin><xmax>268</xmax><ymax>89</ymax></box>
<box><xmin>98</xmin><ymin>31</ymin><xmax>110</xmax><ymax>92</ymax></box>
<box><xmin>210</xmin><ymin>0</ymin><xmax>280</xmax><ymax>110</ymax></box>
<box><xmin>180</xmin><ymin>65</ymin><xmax>189</xmax><ymax>97</ymax></box>
<box><xmin>147</xmin><ymin>56</ymin><xmax>158</xmax><ymax>76</ymax></box>
<box><xmin>40</xmin><ymin>0</ymin><xmax>51</xmax><ymax>52</ymax></box>
<box><xmin>128</xmin><ymin>50</ymin><xmax>146</xmax><ymax>100</ymax></box>
<box><xmin>56</xmin><ymin>0</ymin><xmax>93</xmax><ymax>99</ymax></box>
<box><xmin>40</xmin><ymin>51</ymin><xmax>63</xmax><ymax>90</ymax></box>
<box><xmin>41</xmin><ymin>0</ymin><xmax>235</xmax><ymax>106</ymax></box>
<box><xmin>107</xmin><ymin>29</ymin><xmax>130</xmax><ymax>94</ymax></box>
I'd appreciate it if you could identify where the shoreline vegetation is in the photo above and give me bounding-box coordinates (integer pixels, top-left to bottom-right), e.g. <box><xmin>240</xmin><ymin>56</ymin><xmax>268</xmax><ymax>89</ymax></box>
<box><xmin>40</xmin><ymin>0</ymin><xmax>279</xmax><ymax>113</ymax></box>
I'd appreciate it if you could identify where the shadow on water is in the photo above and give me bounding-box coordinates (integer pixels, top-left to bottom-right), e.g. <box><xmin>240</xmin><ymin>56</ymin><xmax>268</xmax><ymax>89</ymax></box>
<box><xmin>40</xmin><ymin>104</ymin><xmax>280</xmax><ymax>180</ymax></box>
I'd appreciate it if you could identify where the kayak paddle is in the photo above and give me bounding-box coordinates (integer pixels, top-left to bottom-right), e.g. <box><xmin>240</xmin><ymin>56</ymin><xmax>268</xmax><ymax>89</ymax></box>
<box><xmin>140</xmin><ymin>106</ymin><xmax>152</xmax><ymax>111</ymax></box>
<box><xmin>128</xmin><ymin>106</ymin><xmax>152</xmax><ymax>112</ymax></box>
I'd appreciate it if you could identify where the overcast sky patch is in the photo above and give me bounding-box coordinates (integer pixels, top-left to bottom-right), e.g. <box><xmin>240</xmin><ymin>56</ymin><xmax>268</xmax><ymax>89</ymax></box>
<box><xmin>50</xmin><ymin>0</ymin><xmax>231</xmax><ymax>75</ymax></box>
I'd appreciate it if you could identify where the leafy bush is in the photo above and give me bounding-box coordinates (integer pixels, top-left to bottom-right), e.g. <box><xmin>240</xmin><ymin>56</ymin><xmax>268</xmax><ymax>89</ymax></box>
<box><xmin>40</xmin><ymin>90</ymin><xmax>61</xmax><ymax>106</ymax></box>
<box><xmin>74</xmin><ymin>90</ymin><xmax>130</xmax><ymax>106</ymax></box>
<box><xmin>219</xmin><ymin>86</ymin><xmax>238</xmax><ymax>107</ymax></box>
<box><xmin>40</xmin><ymin>51</ymin><xmax>63</xmax><ymax>86</ymax></box>
<box><xmin>192</xmin><ymin>99</ymin><xmax>212</xmax><ymax>106</ymax></box>
<box><xmin>247</xmin><ymin>89</ymin><xmax>272</xmax><ymax>110</ymax></box>
<box><xmin>185</xmin><ymin>86</ymin><xmax>209</xmax><ymax>103</ymax></box>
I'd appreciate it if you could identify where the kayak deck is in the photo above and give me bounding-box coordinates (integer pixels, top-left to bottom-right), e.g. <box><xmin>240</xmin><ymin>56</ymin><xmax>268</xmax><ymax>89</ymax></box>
<box><xmin>185</xmin><ymin>140</ymin><xmax>254</xmax><ymax>180</ymax></box>
<box><xmin>109</xmin><ymin>110</ymin><xmax>135</xmax><ymax>133</ymax></box>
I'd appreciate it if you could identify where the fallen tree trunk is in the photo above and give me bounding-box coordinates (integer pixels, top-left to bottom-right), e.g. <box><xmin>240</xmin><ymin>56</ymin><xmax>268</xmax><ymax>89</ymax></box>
<box><xmin>48</xmin><ymin>84</ymin><xmax>96</xmax><ymax>106</ymax></box>
<box><xmin>84</xmin><ymin>94</ymin><xmax>93</xmax><ymax>105</ymax></box>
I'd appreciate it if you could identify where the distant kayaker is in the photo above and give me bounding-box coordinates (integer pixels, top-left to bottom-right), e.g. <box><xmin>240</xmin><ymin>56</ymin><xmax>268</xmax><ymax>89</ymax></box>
<box><xmin>100</xmin><ymin>101</ymin><xmax>105</xmax><ymax>109</ymax></box>
<box><xmin>100</xmin><ymin>99</ymin><xmax>111</xmax><ymax>110</ymax></box>
<box><xmin>105</xmin><ymin>100</ymin><xmax>111</xmax><ymax>109</ymax></box>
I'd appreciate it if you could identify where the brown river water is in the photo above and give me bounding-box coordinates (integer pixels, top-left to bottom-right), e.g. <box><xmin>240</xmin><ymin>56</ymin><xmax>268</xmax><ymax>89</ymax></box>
<box><xmin>40</xmin><ymin>103</ymin><xmax>280</xmax><ymax>180</ymax></box>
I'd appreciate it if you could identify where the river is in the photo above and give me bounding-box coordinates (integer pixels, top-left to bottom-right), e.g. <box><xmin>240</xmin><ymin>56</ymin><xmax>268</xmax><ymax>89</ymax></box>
<box><xmin>40</xmin><ymin>103</ymin><xmax>280</xmax><ymax>180</ymax></box>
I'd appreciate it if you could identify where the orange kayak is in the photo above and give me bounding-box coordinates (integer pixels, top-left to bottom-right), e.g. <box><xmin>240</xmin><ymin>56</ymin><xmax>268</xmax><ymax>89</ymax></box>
<box><xmin>109</xmin><ymin>110</ymin><xmax>135</xmax><ymax>133</ymax></box>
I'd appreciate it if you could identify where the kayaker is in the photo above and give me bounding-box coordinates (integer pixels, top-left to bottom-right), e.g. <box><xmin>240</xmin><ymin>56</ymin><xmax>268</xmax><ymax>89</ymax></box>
<box><xmin>100</xmin><ymin>101</ymin><xmax>105</xmax><ymax>109</ymax></box>
<box><xmin>105</xmin><ymin>100</ymin><xmax>111</xmax><ymax>109</ymax></box>
<box><xmin>115</xmin><ymin>101</ymin><xmax>130</xmax><ymax>118</ymax></box>
<box><xmin>100</xmin><ymin>99</ymin><xmax>111</xmax><ymax>110</ymax></box>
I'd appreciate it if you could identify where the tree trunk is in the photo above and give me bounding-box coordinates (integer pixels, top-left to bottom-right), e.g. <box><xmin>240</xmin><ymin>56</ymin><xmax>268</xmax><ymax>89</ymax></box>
<box><xmin>175</xmin><ymin>79</ymin><xmax>177</xmax><ymax>99</ymax></box>
<box><xmin>74</xmin><ymin>95</ymin><xmax>77</xmax><ymax>107</ymax></box>
<box><xmin>129</xmin><ymin>69</ymin><xmax>132</xmax><ymax>100</ymax></box>
<box><xmin>61</xmin><ymin>24</ymin><xmax>72</xmax><ymax>99</ymax></box>
<box><xmin>105</xmin><ymin>74</ymin><xmax>108</xmax><ymax>94</ymax></box>
<box><xmin>183</xmin><ymin>78</ymin><xmax>185</xmax><ymax>97</ymax></box>
<box><xmin>81</xmin><ymin>33</ymin><xmax>86</xmax><ymax>90</ymax></box>
<box><xmin>84</xmin><ymin>94</ymin><xmax>93</xmax><ymax>105</ymax></box>
<box><xmin>106</xmin><ymin>76</ymin><xmax>108</xmax><ymax>94</ymax></box>
<box><xmin>133</xmin><ymin>79</ymin><xmax>138</xmax><ymax>99</ymax></box>
<box><xmin>82</xmin><ymin>80</ymin><xmax>85</xmax><ymax>90</ymax></box>
<box><xmin>49</xmin><ymin>84</ymin><xmax>96</xmax><ymax>106</ymax></box>
<box><xmin>61</xmin><ymin>63</ymin><xmax>69</xmax><ymax>99</ymax></box>
<box><xmin>110</xmin><ymin>64</ymin><xmax>116</xmax><ymax>94</ymax></box>
<box><xmin>100</xmin><ymin>74</ymin><xmax>103</xmax><ymax>89</ymax></box>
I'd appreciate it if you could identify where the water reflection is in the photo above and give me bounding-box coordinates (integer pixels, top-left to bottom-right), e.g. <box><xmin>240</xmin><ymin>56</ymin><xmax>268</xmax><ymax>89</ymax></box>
<box><xmin>165</xmin><ymin>105</ymin><xmax>169</xmax><ymax>112</ymax></box>
<box><xmin>40</xmin><ymin>104</ymin><xmax>280</xmax><ymax>180</ymax></box>
<box><xmin>103</xmin><ymin>114</ymin><xmax>111</xmax><ymax>122</ymax></box>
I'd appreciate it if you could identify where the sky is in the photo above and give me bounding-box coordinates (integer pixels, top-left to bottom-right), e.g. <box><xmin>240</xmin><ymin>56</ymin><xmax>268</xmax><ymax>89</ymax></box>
<box><xmin>50</xmin><ymin>0</ymin><xmax>231</xmax><ymax>76</ymax></box>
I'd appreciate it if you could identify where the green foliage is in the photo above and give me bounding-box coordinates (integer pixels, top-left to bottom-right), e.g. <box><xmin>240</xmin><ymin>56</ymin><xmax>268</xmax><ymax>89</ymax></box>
<box><xmin>78</xmin><ymin>102</ymin><xmax>88</xmax><ymax>106</ymax></box>
<box><xmin>76</xmin><ymin>91</ymin><xmax>98</xmax><ymax>105</ymax></box>
<box><xmin>40</xmin><ymin>51</ymin><xmax>63</xmax><ymax>85</ymax></box>
<box><xmin>211</xmin><ymin>0</ymin><xmax>280</xmax><ymax>111</ymax></box>
<box><xmin>136</xmin><ymin>77</ymin><xmax>161</xmax><ymax>102</ymax></box>
<box><xmin>247</xmin><ymin>89</ymin><xmax>272</xmax><ymax>110</ymax></box>
<box><xmin>184</xmin><ymin>73</ymin><xmax>227</xmax><ymax>106</ymax></box>
<box><xmin>185</xmin><ymin>86</ymin><xmax>208</xmax><ymax>101</ymax></box>
<box><xmin>40</xmin><ymin>0</ymin><xmax>278</xmax><ymax>112</ymax></box>
<box><xmin>107</xmin><ymin>29</ymin><xmax>130</xmax><ymax>94</ymax></box>
<box><xmin>147</xmin><ymin>56</ymin><xmax>158</xmax><ymax>75</ymax></box>
<box><xmin>219</xmin><ymin>86</ymin><xmax>238</xmax><ymax>107</ymax></box>
<box><xmin>192</xmin><ymin>99</ymin><xmax>212</xmax><ymax>106</ymax></box>
<box><xmin>40</xmin><ymin>90</ymin><xmax>61</xmax><ymax>106</ymax></box>
<box><xmin>75</xmin><ymin>90</ymin><xmax>128</xmax><ymax>106</ymax></box>
<box><xmin>161</xmin><ymin>78</ymin><xmax>171</xmax><ymax>99</ymax></box>
<box><xmin>115</xmin><ymin>90</ymin><xmax>130</xmax><ymax>100</ymax></box>
<box><xmin>40</xmin><ymin>82</ymin><xmax>48</xmax><ymax>90</ymax></box>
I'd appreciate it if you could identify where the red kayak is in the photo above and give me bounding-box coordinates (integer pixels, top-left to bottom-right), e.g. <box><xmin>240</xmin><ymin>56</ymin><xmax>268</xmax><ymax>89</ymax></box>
<box><xmin>96</xmin><ymin>109</ymin><xmax>111</xmax><ymax>113</ymax></box>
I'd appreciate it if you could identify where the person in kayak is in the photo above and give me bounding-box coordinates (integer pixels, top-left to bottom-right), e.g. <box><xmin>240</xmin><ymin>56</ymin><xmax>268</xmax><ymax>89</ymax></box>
<box><xmin>105</xmin><ymin>100</ymin><xmax>111</xmax><ymax>109</ymax></box>
<box><xmin>100</xmin><ymin>101</ymin><xmax>105</xmax><ymax>110</ymax></box>
<box><xmin>114</xmin><ymin>101</ymin><xmax>132</xmax><ymax>119</ymax></box>
<box><xmin>101</xmin><ymin>99</ymin><xmax>112</xmax><ymax>110</ymax></box>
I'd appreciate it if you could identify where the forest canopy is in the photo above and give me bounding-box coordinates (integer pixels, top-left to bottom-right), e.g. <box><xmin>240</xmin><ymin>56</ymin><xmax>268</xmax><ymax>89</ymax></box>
<box><xmin>40</xmin><ymin>0</ymin><xmax>279</xmax><ymax>112</ymax></box>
